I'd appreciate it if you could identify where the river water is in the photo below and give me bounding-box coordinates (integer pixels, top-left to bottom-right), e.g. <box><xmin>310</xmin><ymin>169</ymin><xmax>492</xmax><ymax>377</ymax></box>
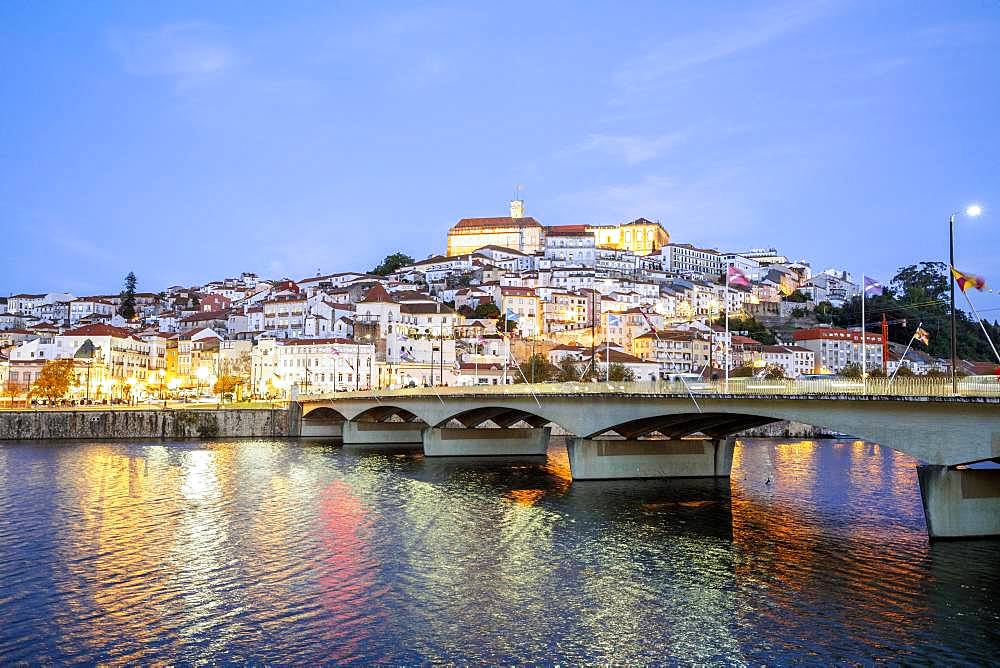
<box><xmin>0</xmin><ymin>437</ymin><xmax>997</xmax><ymax>664</ymax></box>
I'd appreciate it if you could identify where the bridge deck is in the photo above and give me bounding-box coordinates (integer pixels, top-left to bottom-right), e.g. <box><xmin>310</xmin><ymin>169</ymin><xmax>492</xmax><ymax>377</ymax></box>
<box><xmin>301</xmin><ymin>378</ymin><xmax>1000</xmax><ymax>403</ymax></box>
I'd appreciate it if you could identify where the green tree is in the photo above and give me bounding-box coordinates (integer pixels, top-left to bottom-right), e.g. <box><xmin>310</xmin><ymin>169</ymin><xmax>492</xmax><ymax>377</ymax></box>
<box><xmin>762</xmin><ymin>364</ymin><xmax>786</xmax><ymax>379</ymax></box>
<box><xmin>894</xmin><ymin>366</ymin><xmax>915</xmax><ymax>378</ymax></box>
<box><xmin>714</xmin><ymin>315</ymin><xmax>776</xmax><ymax>345</ymax></box>
<box><xmin>33</xmin><ymin>359</ymin><xmax>76</xmax><ymax>402</ymax></box>
<box><xmin>473</xmin><ymin>302</ymin><xmax>500</xmax><ymax>319</ymax></box>
<box><xmin>556</xmin><ymin>356</ymin><xmax>581</xmax><ymax>382</ymax></box>
<box><xmin>119</xmin><ymin>271</ymin><xmax>138</xmax><ymax>320</ymax></box>
<box><xmin>518</xmin><ymin>353</ymin><xmax>556</xmax><ymax>383</ymax></box>
<box><xmin>785</xmin><ymin>290</ymin><xmax>809</xmax><ymax>303</ymax></box>
<box><xmin>605</xmin><ymin>362</ymin><xmax>636</xmax><ymax>382</ymax></box>
<box><xmin>730</xmin><ymin>364</ymin><xmax>756</xmax><ymax>378</ymax></box>
<box><xmin>815</xmin><ymin>300</ymin><xmax>835</xmax><ymax>324</ymax></box>
<box><xmin>371</xmin><ymin>252</ymin><xmax>416</xmax><ymax>276</ymax></box>
<box><xmin>497</xmin><ymin>313</ymin><xmax>518</xmax><ymax>335</ymax></box>
<box><xmin>839</xmin><ymin>363</ymin><xmax>863</xmax><ymax>379</ymax></box>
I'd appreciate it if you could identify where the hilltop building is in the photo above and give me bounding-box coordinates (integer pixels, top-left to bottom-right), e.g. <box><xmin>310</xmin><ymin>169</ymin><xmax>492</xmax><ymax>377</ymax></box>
<box><xmin>447</xmin><ymin>198</ymin><xmax>669</xmax><ymax>258</ymax></box>
<box><xmin>446</xmin><ymin>200</ymin><xmax>544</xmax><ymax>257</ymax></box>
<box><xmin>587</xmin><ymin>218</ymin><xmax>668</xmax><ymax>254</ymax></box>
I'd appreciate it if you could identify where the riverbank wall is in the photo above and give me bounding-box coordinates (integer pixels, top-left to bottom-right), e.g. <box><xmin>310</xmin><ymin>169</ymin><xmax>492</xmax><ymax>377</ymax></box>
<box><xmin>0</xmin><ymin>408</ymin><xmax>298</xmax><ymax>440</ymax></box>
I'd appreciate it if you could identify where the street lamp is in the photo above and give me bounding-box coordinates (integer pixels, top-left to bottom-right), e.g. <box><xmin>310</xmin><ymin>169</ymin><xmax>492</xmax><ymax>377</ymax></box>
<box><xmin>158</xmin><ymin>369</ymin><xmax>167</xmax><ymax>407</ymax></box>
<box><xmin>100</xmin><ymin>379</ymin><xmax>113</xmax><ymax>403</ymax></box>
<box><xmin>949</xmin><ymin>204</ymin><xmax>983</xmax><ymax>393</ymax></box>
<box><xmin>126</xmin><ymin>376</ymin><xmax>137</xmax><ymax>405</ymax></box>
<box><xmin>195</xmin><ymin>366</ymin><xmax>210</xmax><ymax>397</ymax></box>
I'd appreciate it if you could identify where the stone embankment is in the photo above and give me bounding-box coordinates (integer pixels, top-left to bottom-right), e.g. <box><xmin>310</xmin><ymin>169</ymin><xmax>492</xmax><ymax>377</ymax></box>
<box><xmin>0</xmin><ymin>408</ymin><xmax>298</xmax><ymax>440</ymax></box>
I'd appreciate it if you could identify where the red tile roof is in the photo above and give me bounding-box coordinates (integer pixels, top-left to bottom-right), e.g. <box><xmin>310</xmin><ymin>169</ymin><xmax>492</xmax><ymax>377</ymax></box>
<box><xmin>62</xmin><ymin>323</ymin><xmax>133</xmax><ymax>338</ymax></box>
<box><xmin>453</xmin><ymin>216</ymin><xmax>542</xmax><ymax>230</ymax></box>
<box><xmin>360</xmin><ymin>284</ymin><xmax>393</xmax><ymax>303</ymax></box>
<box><xmin>180</xmin><ymin>310</ymin><xmax>229</xmax><ymax>323</ymax></box>
<box><xmin>500</xmin><ymin>287</ymin><xmax>537</xmax><ymax>297</ymax></box>
<box><xmin>545</xmin><ymin>224</ymin><xmax>590</xmax><ymax>236</ymax></box>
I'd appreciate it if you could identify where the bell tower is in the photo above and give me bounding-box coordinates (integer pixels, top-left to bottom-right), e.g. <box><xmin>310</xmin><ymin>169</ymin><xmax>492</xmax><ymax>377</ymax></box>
<box><xmin>509</xmin><ymin>199</ymin><xmax>524</xmax><ymax>219</ymax></box>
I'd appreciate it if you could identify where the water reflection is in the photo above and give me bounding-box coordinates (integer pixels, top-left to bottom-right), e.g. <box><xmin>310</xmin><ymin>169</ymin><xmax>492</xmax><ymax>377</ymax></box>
<box><xmin>0</xmin><ymin>437</ymin><xmax>997</xmax><ymax>664</ymax></box>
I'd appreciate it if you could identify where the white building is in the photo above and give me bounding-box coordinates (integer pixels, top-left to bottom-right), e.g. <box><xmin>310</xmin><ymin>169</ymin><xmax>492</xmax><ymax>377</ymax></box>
<box><xmin>251</xmin><ymin>337</ymin><xmax>376</xmax><ymax>396</ymax></box>
<box><xmin>661</xmin><ymin>244</ymin><xmax>724</xmax><ymax>279</ymax></box>
<box><xmin>800</xmin><ymin>270</ymin><xmax>859</xmax><ymax>306</ymax></box>
<box><xmin>7</xmin><ymin>294</ymin><xmax>46</xmax><ymax>315</ymax></box>
<box><xmin>70</xmin><ymin>298</ymin><xmax>116</xmax><ymax>324</ymax></box>
<box><xmin>262</xmin><ymin>294</ymin><xmax>308</xmax><ymax>337</ymax></box>
<box><xmin>543</xmin><ymin>226</ymin><xmax>597</xmax><ymax>266</ymax></box>
<box><xmin>751</xmin><ymin>345</ymin><xmax>816</xmax><ymax>378</ymax></box>
<box><xmin>792</xmin><ymin>327</ymin><xmax>883</xmax><ymax>373</ymax></box>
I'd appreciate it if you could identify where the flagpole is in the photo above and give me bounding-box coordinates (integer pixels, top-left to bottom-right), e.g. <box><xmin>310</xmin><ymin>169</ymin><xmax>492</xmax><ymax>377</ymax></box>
<box><xmin>502</xmin><ymin>312</ymin><xmax>509</xmax><ymax>386</ymax></box>
<box><xmin>861</xmin><ymin>273</ymin><xmax>867</xmax><ymax>394</ymax></box>
<box><xmin>724</xmin><ymin>264</ymin><xmax>730</xmax><ymax>389</ymax></box>
<box><xmin>641</xmin><ymin>307</ymin><xmax>701</xmax><ymax>413</ymax></box>
<box><xmin>605</xmin><ymin>326</ymin><xmax>610</xmax><ymax>382</ymax></box>
<box><xmin>961</xmin><ymin>290</ymin><xmax>1000</xmax><ymax>364</ymax></box>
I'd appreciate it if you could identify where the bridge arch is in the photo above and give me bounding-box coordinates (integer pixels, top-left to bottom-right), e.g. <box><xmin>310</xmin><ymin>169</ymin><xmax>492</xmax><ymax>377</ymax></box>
<box><xmin>300</xmin><ymin>405</ymin><xmax>349</xmax><ymax>438</ymax></box>
<box><xmin>585</xmin><ymin>412</ymin><xmax>780</xmax><ymax>440</ymax></box>
<box><xmin>302</xmin><ymin>406</ymin><xmax>347</xmax><ymax>422</ymax></box>
<box><xmin>435</xmin><ymin>406</ymin><xmax>564</xmax><ymax>430</ymax></box>
<box><xmin>352</xmin><ymin>405</ymin><xmax>427</xmax><ymax>425</ymax></box>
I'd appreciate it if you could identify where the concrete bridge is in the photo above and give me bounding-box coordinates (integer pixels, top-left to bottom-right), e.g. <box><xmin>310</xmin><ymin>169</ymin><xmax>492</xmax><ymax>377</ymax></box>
<box><xmin>297</xmin><ymin>384</ymin><xmax>1000</xmax><ymax>539</ymax></box>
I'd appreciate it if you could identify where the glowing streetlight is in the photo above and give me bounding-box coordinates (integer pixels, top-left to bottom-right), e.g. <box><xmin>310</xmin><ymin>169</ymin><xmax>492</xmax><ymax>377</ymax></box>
<box><xmin>949</xmin><ymin>203</ymin><xmax>984</xmax><ymax>393</ymax></box>
<box><xmin>195</xmin><ymin>366</ymin><xmax>210</xmax><ymax>396</ymax></box>
<box><xmin>122</xmin><ymin>376</ymin><xmax>138</xmax><ymax>405</ymax></box>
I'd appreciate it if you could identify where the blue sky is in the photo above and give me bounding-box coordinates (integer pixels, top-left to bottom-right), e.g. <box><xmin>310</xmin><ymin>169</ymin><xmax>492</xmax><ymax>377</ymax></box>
<box><xmin>1</xmin><ymin>1</ymin><xmax>998</xmax><ymax>314</ymax></box>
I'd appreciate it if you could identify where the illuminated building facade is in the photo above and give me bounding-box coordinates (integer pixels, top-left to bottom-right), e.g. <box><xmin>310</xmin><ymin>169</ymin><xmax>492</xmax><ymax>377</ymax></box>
<box><xmin>587</xmin><ymin>218</ymin><xmax>669</xmax><ymax>254</ymax></box>
<box><xmin>446</xmin><ymin>200</ymin><xmax>544</xmax><ymax>257</ymax></box>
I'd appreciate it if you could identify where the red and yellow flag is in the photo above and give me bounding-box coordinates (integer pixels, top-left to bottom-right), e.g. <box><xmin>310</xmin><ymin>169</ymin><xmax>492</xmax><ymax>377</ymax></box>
<box><xmin>952</xmin><ymin>267</ymin><xmax>986</xmax><ymax>293</ymax></box>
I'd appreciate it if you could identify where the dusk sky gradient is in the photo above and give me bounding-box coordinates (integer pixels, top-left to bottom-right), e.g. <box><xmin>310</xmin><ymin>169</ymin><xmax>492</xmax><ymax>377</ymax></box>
<box><xmin>2</xmin><ymin>1</ymin><xmax>999</xmax><ymax>313</ymax></box>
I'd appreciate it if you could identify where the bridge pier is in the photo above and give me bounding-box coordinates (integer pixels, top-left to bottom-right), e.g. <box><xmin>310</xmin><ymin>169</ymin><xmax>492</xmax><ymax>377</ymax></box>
<box><xmin>566</xmin><ymin>437</ymin><xmax>736</xmax><ymax>480</ymax></box>
<box><xmin>423</xmin><ymin>427</ymin><xmax>551</xmax><ymax>457</ymax></box>
<box><xmin>300</xmin><ymin>420</ymin><xmax>343</xmax><ymax>438</ymax></box>
<box><xmin>917</xmin><ymin>465</ymin><xmax>1000</xmax><ymax>539</ymax></box>
<box><xmin>341</xmin><ymin>420</ymin><xmax>424</xmax><ymax>450</ymax></box>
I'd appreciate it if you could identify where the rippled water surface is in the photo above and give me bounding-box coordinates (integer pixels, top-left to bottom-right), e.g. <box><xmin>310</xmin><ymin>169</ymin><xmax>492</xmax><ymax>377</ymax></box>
<box><xmin>0</xmin><ymin>437</ymin><xmax>998</xmax><ymax>664</ymax></box>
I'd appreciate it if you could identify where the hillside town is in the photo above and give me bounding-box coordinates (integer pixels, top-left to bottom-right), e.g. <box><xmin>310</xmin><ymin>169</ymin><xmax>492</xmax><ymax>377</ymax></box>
<box><xmin>1</xmin><ymin>199</ymin><xmax>996</xmax><ymax>403</ymax></box>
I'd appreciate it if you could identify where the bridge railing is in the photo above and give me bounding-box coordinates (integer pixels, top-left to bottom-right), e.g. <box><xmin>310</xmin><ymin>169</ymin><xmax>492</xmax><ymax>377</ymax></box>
<box><xmin>301</xmin><ymin>375</ymin><xmax>1000</xmax><ymax>400</ymax></box>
